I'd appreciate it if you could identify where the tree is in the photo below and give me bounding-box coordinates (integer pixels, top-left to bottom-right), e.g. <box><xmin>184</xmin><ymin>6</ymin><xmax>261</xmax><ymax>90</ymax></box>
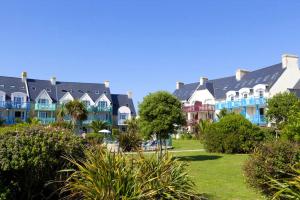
<box><xmin>65</xmin><ymin>100</ymin><xmax>88</xmax><ymax>129</ymax></box>
<box><xmin>139</xmin><ymin>91</ymin><xmax>185</xmax><ymax>156</ymax></box>
<box><xmin>266</xmin><ymin>92</ymin><xmax>299</xmax><ymax>127</ymax></box>
<box><xmin>56</xmin><ymin>104</ymin><xmax>66</xmax><ymax>122</ymax></box>
<box><xmin>89</xmin><ymin>120</ymin><xmax>109</xmax><ymax>133</ymax></box>
<box><xmin>197</xmin><ymin>119</ymin><xmax>211</xmax><ymax>139</ymax></box>
<box><xmin>281</xmin><ymin>111</ymin><xmax>300</xmax><ymax>142</ymax></box>
<box><xmin>125</xmin><ymin>118</ymin><xmax>139</xmax><ymax>134</ymax></box>
<box><xmin>216</xmin><ymin>108</ymin><xmax>228</xmax><ymax>120</ymax></box>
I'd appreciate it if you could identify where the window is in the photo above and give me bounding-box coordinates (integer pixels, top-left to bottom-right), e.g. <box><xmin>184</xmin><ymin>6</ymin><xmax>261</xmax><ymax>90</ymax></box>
<box><xmin>14</xmin><ymin>97</ymin><xmax>23</xmax><ymax>104</ymax></box>
<box><xmin>0</xmin><ymin>96</ymin><xmax>3</xmax><ymax>102</ymax></box>
<box><xmin>40</xmin><ymin>111</ymin><xmax>47</xmax><ymax>118</ymax></box>
<box><xmin>99</xmin><ymin>101</ymin><xmax>107</xmax><ymax>108</ymax></box>
<box><xmin>38</xmin><ymin>99</ymin><xmax>49</xmax><ymax>104</ymax></box>
<box><xmin>243</xmin><ymin>93</ymin><xmax>248</xmax><ymax>99</ymax></box>
<box><xmin>82</xmin><ymin>100</ymin><xmax>90</xmax><ymax>107</ymax></box>
<box><xmin>259</xmin><ymin>91</ymin><xmax>264</xmax><ymax>98</ymax></box>
<box><xmin>46</xmin><ymin>88</ymin><xmax>51</xmax><ymax>92</ymax></box>
<box><xmin>230</xmin><ymin>96</ymin><xmax>234</xmax><ymax>101</ymax></box>
<box><xmin>120</xmin><ymin>113</ymin><xmax>127</xmax><ymax>120</ymax></box>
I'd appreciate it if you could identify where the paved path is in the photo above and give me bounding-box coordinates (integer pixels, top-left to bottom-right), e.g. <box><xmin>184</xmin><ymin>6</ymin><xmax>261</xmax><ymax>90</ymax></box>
<box><xmin>125</xmin><ymin>149</ymin><xmax>205</xmax><ymax>154</ymax></box>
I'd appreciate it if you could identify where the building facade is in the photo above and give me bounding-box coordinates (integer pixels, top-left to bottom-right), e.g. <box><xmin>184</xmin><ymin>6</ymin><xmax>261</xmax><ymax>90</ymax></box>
<box><xmin>173</xmin><ymin>54</ymin><xmax>300</xmax><ymax>131</ymax></box>
<box><xmin>0</xmin><ymin>72</ymin><xmax>136</xmax><ymax>128</ymax></box>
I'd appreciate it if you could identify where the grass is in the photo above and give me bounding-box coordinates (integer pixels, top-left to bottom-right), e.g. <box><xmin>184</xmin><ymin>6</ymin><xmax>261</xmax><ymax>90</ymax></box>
<box><xmin>172</xmin><ymin>139</ymin><xmax>264</xmax><ymax>200</ymax></box>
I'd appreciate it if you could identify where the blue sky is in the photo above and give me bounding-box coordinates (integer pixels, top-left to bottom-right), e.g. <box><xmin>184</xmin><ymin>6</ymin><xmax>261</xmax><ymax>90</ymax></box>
<box><xmin>1</xmin><ymin>0</ymin><xmax>300</xmax><ymax>108</ymax></box>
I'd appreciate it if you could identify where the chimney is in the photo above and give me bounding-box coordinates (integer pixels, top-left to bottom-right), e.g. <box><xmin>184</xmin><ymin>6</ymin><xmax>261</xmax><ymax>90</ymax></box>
<box><xmin>104</xmin><ymin>80</ymin><xmax>110</xmax><ymax>88</ymax></box>
<box><xmin>200</xmin><ymin>77</ymin><xmax>208</xmax><ymax>85</ymax></box>
<box><xmin>282</xmin><ymin>54</ymin><xmax>299</xmax><ymax>69</ymax></box>
<box><xmin>50</xmin><ymin>77</ymin><xmax>56</xmax><ymax>85</ymax></box>
<box><xmin>127</xmin><ymin>91</ymin><xmax>133</xmax><ymax>99</ymax></box>
<box><xmin>21</xmin><ymin>72</ymin><xmax>27</xmax><ymax>83</ymax></box>
<box><xmin>236</xmin><ymin>69</ymin><xmax>249</xmax><ymax>81</ymax></box>
<box><xmin>176</xmin><ymin>81</ymin><xmax>184</xmax><ymax>90</ymax></box>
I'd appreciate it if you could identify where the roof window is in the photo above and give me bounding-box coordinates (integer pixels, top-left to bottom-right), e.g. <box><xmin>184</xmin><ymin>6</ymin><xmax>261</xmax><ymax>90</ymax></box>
<box><xmin>46</xmin><ymin>88</ymin><xmax>51</xmax><ymax>92</ymax></box>
<box><xmin>10</xmin><ymin>85</ymin><xmax>15</xmax><ymax>89</ymax></box>
<box><xmin>62</xmin><ymin>89</ymin><xmax>67</xmax><ymax>92</ymax></box>
<box><xmin>32</xmin><ymin>87</ymin><xmax>36</xmax><ymax>90</ymax></box>
<box><xmin>0</xmin><ymin>85</ymin><xmax>4</xmax><ymax>88</ymax></box>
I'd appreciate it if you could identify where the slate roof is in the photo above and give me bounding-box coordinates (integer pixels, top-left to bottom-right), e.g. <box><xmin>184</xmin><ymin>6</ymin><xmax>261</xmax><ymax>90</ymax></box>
<box><xmin>111</xmin><ymin>94</ymin><xmax>136</xmax><ymax>116</ymax></box>
<box><xmin>173</xmin><ymin>82</ymin><xmax>199</xmax><ymax>101</ymax></box>
<box><xmin>27</xmin><ymin>79</ymin><xmax>111</xmax><ymax>102</ymax></box>
<box><xmin>0</xmin><ymin>76</ymin><xmax>27</xmax><ymax>100</ymax></box>
<box><xmin>173</xmin><ymin>63</ymin><xmax>286</xmax><ymax>100</ymax></box>
<box><xmin>288</xmin><ymin>79</ymin><xmax>300</xmax><ymax>97</ymax></box>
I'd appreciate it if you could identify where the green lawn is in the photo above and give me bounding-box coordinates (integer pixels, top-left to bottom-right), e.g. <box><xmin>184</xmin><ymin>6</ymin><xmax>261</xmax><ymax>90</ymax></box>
<box><xmin>172</xmin><ymin>139</ymin><xmax>264</xmax><ymax>200</ymax></box>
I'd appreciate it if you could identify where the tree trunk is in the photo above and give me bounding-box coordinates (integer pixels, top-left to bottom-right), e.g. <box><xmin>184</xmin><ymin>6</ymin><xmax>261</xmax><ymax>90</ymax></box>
<box><xmin>159</xmin><ymin>134</ymin><xmax>163</xmax><ymax>158</ymax></box>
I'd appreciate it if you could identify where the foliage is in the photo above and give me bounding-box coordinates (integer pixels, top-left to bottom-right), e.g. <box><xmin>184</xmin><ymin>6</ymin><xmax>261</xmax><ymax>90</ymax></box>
<box><xmin>244</xmin><ymin>140</ymin><xmax>300</xmax><ymax>196</ymax></box>
<box><xmin>56</xmin><ymin>104</ymin><xmax>66</xmax><ymax>122</ymax></box>
<box><xmin>65</xmin><ymin>100</ymin><xmax>88</xmax><ymax>126</ymax></box>
<box><xmin>216</xmin><ymin>108</ymin><xmax>229</xmax><ymax>120</ymax></box>
<box><xmin>268</xmin><ymin>162</ymin><xmax>300</xmax><ymax>200</ymax></box>
<box><xmin>0</xmin><ymin>119</ymin><xmax>4</xmax><ymax>127</ymax></box>
<box><xmin>266</xmin><ymin>92</ymin><xmax>299</xmax><ymax>127</ymax></box>
<box><xmin>118</xmin><ymin>132</ymin><xmax>142</xmax><ymax>152</ymax></box>
<box><xmin>112</xmin><ymin>128</ymin><xmax>120</xmax><ymax>138</ymax></box>
<box><xmin>61</xmin><ymin>147</ymin><xmax>201</xmax><ymax>200</ymax></box>
<box><xmin>0</xmin><ymin>125</ymin><xmax>84</xmax><ymax>200</ymax></box>
<box><xmin>139</xmin><ymin>91</ymin><xmax>185</xmax><ymax>155</ymax></box>
<box><xmin>203</xmin><ymin>113</ymin><xmax>266</xmax><ymax>153</ymax></box>
<box><xmin>85</xmin><ymin>133</ymin><xmax>104</xmax><ymax>145</ymax></box>
<box><xmin>125</xmin><ymin>118</ymin><xmax>139</xmax><ymax>134</ymax></box>
<box><xmin>180</xmin><ymin>132</ymin><xmax>193</xmax><ymax>140</ymax></box>
<box><xmin>197</xmin><ymin>119</ymin><xmax>211</xmax><ymax>140</ymax></box>
<box><xmin>89</xmin><ymin>120</ymin><xmax>109</xmax><ymax>133</ymax></box>
<box><xmin>281</xmin><ymin>111</ymin><xmax>300</xmax><ymax>143</ymax></box>
<box><xmin>50</xmin><ymin>121</ymin><xmax>74</xmax><ymax>130</ymax></box>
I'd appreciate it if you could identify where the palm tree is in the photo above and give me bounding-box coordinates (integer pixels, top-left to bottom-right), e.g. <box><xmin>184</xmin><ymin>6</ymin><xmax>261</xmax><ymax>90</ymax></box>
<box><xmin>125</xmin><ymin>118</ymin><xmax>139</xmax><ymax>134</ymax></box>
<box><xmin>65</xmin><ymin>100</ymin><xmax>88</xmax><ymax>130</ymax></box>
<box><xmin>56</xmin><ymin>104</ymin><xmax>66</xmax><ymax>122</ymax></box>
<box><xmin>89</xmin><ymin>120</ymin><xmax>109</xmax><ymax>133</ymax></box>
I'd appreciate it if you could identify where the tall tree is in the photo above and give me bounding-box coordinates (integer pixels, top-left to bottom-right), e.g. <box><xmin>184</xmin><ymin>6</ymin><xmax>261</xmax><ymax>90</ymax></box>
<box><xmin>139</xmin><ymin>91</ymin><xmax>185</xmax><ymax>156</ymax></box>
<box><xmin>65</xmin><ymin>100</ymin><xmax>88</xmax><ymax>130</ymax></box>
<box><xmin>266</xmin><ymin>92</ymin><xmax>299</xmax><ymax>127</ymax></box>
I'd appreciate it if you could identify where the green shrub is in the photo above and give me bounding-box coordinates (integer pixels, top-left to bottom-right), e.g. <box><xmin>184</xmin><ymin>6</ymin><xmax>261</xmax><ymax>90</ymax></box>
<box><xmin>118</xmin><ymin>132</ymin><xmax>142</xmax><ymax>152</ymax></box>
<box><xmin>0</xmin><ymin>125</ymin><xmax>84</xmax><ymax>199</ymax></box>
<box><xmin>180</xmin><ymin>132</ymin><xmax>193</xmax><ymax>140</ymax></box>
<box><xmin>112</xmin><ymin>128</ymin><xmax>120</xmax><ymax>138</ymax></box>
<box><xmin>244</xmin><ymin>140</ymin><xmax>300</xmax><ymax>196</ymax></box>
<box><xmin>281</xmin><ymin>111</ymin><xmax>300</xmax><ymax>142</ymax></box>
<box><xmin>268</xmin><ymin>162</ymin><xmax>300</xmax><ymax>199</ymax></box>
<box><xmin>203</xmin><ymin>113</ymin><xmax>266</xmax><ymax>153</ymax></box>
<box><xmin>62</xmin><ymin>147</ymin><xmax>202</xmax><ymax>199</ymax></box>
<box><xmin>50</xmin><ymin>120</ymin><xmax>74</xmax><ymax>130</ymax></box>
<box><xmin>85</xmin><ymin>133</ymin><xmax>104</xmax><ymax>144</ymax></box>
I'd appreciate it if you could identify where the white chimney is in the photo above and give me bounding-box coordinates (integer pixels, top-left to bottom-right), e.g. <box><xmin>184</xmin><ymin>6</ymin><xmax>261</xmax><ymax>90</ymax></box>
<box><xmin>282</xmin><ymin>54</ymin><xmax>299</xmax><ymax>69</ymax></box>
<box><xmin>127</xmin><ymin>91</ymin><xmax>133</xmax><ymax>99</ymax></box>
<box><xmin>104</xmin><ymin>80</ymin><xmax>110</xmax><ymax>88</ymax></box>
<box><xmin>176</xmin><ymin>81</ymin><xmax>184</xmax><ymax>90</ymax></box>
<box><xmin>50</xmin><ymin>77</ymin><xmax>56</xmax><ymax>85</ymax></box>
<box><xmin>236</xmin><ymin>69</ymin><xmax>249</xmax><ymax>81</ymax></box>
<box><xmin>21</xmin><ymin>72</ymin><xmax>27</xmax><ymax>82</ymax></box>
<box><xmin>200</xmin><ymin>77</ymin><xmax>208</xmax><ymax>85</ymax></box>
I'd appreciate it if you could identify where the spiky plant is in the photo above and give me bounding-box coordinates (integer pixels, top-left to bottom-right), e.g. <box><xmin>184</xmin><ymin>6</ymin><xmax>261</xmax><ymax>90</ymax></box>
<box><xmin>89</xmin><ymin>120</ymin><xmax>109</xmax><ymax>133</ymax></box>
<box><xmin>61</xmin><ymin>147</ymin><xmax>201</xmax><ymax>200</ymax></box>
<box><xmin>269</xmin><ymin>163</ymin><xmax>300</xmax><ymax>200</ymax></box>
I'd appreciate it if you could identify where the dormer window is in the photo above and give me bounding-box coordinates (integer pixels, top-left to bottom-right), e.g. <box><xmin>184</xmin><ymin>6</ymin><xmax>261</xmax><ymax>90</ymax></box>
<box><xmin>259</xmin><ymin>91</ymin><xmax>264</xmax><ymax>98</ymax></box>
<box><xmin>99</xmin><ymin>101</ymin><xmax>107</xmax><ymax>108</ymax></box>
<box><xmin>82</xmin><ymin>100</ymin><xmax>90</xmax><ymax>107</ymax></box>
<box><xmin>95</xmin><ymin>90</ymin><xmax>100</xmax><ymax>94</ymax></box>
<box><xmin>230</xmin><ymin>96</ymin><xmax>234</xmax><ymax>101</ymax></box>
<box><xmin>46</xmin><ymin>88</ymin><xmax>51</xmax><ymax>92</ymax></box>
<box><xmin>243</xmin><ymin>94</ymin><xmax>248</xmax><ymax>99</ymax></box>
<box><xmin>38</xmin><ymin>99</ymin><xmax>49</xmax><ymax>104</ymax></box>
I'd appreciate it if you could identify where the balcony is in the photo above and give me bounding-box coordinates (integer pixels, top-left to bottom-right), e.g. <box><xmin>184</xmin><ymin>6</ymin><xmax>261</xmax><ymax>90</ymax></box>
<box><xmin>247</xmin><ymin>115</ymin><xmax>267</xmax><ymax>126</ymax></box>
<box><xmin>216</xmin><ymin>97</ymin><xmax>267</xmax><ymax>110</ymax></box>
<box><xmin>38</xmin><ymin>117</ymin><xmax>56</xmax><ymax>124</ymax></box>
<box><xmin>83</xmin><ymin>118</ymin><xmax>112</xmax><ymax>125</ymax></box>
<box><xmin>85</xmin><ymin>105</ymin><xmax>112</xmax><ymax>113</ymax></box>
<box><xmin>1</xmin><ymin>101</ymin><xmax>31</xmax><ymax>110</ymax></box>
<box><xmin>183</xmin><ymin>104</ymin><xmax>215</xmax><ymax>113</ymax></box>
<box><xmin>35</xmin><ymin>103</ymin><xmax>56</xmax><ymax>111</ymax></box>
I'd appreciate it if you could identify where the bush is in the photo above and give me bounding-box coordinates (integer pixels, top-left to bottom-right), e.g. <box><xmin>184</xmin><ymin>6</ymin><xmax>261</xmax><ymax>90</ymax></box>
<box><xmin>118</xmin><ymin>132</ymin><xmax>142</xmax><ymax>152</ymax></box>
<box><xmin>244</xmin><ymin>140</ymin><xmax>300</xmax><ymax>196</ymax></box>
<box><xmin>0</xmin><ymin>125</ymin><xmax>84</xmax><ymax>199</ymax></box>
<box><xmin>203</xmin><ymin>113</ymin><xmax>266</xmax><ymax>153</ymax></box>
<box><xmin>85</xmin><ymin>132</ymin><xmax>104</xmax><ymax>144</ymax></box>
<box><xmin>268</xmin><ymin>162</ymin><xmax>300</xmax><ymax>199</ymax></box>
<box><xmin>180</xmin><ymin>132</ymin><xmax>193</xmax><ymax>140</ymax></box>
<box><xmin>50</xmin><ymin>121</ymin><xmax>74</xmax><ymax>130</ymax></box>
<box><xmin>62</xmin><ymin>147</ymin><xmax>202</xmax><ymax>199</ymax></box>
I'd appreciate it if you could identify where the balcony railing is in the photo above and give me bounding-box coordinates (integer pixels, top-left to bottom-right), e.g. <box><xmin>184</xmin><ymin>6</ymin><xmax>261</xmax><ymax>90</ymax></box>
<box><xmin>246</xmin><ymin>115</ymin><xmax>267</xmax><ymax>126</ymax></box>
<box><xmin>83</xmin><ymin>119</ymin><xmax>112</xmax><ymax>125</ymax></box>
<box><xmin>85</xmin><ymin>105</ymin><xmax>112</xmax><ymax>112</ymax></box>
<box><xmin>215</xmin><ymin>97</ymin><xmax>267</xmax><ymax>110</ymax></box>
<box><xmin>0</xmin><ymin>101</ymin><xmax>30</xmax><ymax>110</ymax></box>
<box><xmin>38</xmin><ymin>117</ymin><xmax>56</xmax><ymax>124</ymax></box>
<box><xmin>35</xmin><ymin>103</ymin><xmax>56</xmax><ymax>111</ymax></box>
<box><xmin>183</xmin><ymin>104</ymin><xmax>215</xmax><ymax>112</ymax></box>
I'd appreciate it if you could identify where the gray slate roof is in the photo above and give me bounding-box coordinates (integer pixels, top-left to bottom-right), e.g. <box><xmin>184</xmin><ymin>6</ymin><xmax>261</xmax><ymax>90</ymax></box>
<box><xmin>288</xmin><ymin>79</ymin><xmax>300</xmax><ymax>97</ymax></box>
<box><xmin>111</xmin><ymin>94</ymin><xmax>136</xmax><ymax>116</ymax></box>
<box><xmin>0</xmin><ymin>76</ymin><xmax>27</xmax><ymax>100</ymax></box>
<box><xmin>173</xmin><ymin>63</ymin><xmax>285</xmax><ymax>100</ymax></box>
<box><xmin>27</xmin><ymin>79</ymin><xmax>111</xmax><ymax>102</ymax></box>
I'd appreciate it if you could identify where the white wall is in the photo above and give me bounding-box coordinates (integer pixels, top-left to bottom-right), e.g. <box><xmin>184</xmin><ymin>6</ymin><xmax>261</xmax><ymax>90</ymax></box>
<box><xmin>80</xmin><ymin>93</ymin><xmax>95</xmax><ymax>106</ymax></box>
<box><xmin>118</xmin><ymin>106</ymin><xmax>132</xmax><ymax>125</ymax></box>
<box><xmin>0</xmin><ymin>90</ymin><xmax>5</xmax><ymax>102</ymax></box>
<box><xmin>188</xmin><ymin>89</ymin><xmax>215</xmax><ymax>105</ymax></box>
<box><xmin>59</xmin><ymin>92</ymin><xmax>74</xmax><ymax>104</ymax></box>
<box><xmin>11</xmin><ymin>92</ymin><xmax>27</xmax><ymax>102</ymax></box>
<box><xmin>36</xmin><ymin>90</ymin><xmax>53</xmax><ymax>103</ymax></box>
<box><xmin>269</xmin><ymin>63</ymin><xmax>300</xmax><ymax>96</ymax></box>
